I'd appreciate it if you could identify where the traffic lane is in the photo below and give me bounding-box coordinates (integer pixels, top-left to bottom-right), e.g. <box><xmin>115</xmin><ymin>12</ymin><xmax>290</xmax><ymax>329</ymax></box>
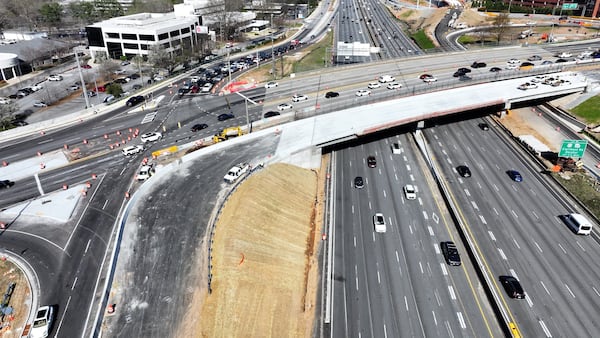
<box><xmin>103</xmin><ymin>136</ymin><xmax>279</xmax><ymax>337</ymax></box>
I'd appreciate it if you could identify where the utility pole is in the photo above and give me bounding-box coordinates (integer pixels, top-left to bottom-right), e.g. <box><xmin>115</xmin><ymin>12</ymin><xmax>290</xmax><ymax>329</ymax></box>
<box><xmin>271</xmin><ymin>13</ymin><xmax>276</xmax><ymax>79</ymax></box>
<box><xmin>75</xmin><ymin>51</ymin><xmax>90</xmax><ymax>109</ymax></box>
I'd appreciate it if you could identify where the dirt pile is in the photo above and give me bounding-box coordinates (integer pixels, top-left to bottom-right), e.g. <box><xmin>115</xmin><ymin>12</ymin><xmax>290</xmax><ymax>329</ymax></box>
<box><xmin>196</xmin><ymin>163</ymin><xmax>321</xmax><ymax>337</ymax></box>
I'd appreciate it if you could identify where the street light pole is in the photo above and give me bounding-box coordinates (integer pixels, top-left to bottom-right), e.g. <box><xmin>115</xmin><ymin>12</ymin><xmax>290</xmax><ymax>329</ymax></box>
<box><xmin>234</xmin><ymin>91</ymin><xmax>258</xmax><ymax>132</ymax></box>
<box><xmin>75</xmin><ymin>51</ymin><xmax>90</xmax><ymax>109</ymax></box>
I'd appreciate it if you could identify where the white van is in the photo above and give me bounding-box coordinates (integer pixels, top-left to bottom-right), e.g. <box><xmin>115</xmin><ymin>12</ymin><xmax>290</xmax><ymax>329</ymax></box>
<box><xmin>564</xmin><ymin>213</ymin><xmax>593</xmax><ymax>235</ymax></box>
<box><xmin>378</xmin><ymin>75</ymin><xmax>395</xmax><ymax>83</ymax></box>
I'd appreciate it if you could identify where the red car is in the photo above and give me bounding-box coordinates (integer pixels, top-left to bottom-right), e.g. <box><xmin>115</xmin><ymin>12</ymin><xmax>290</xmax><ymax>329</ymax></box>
<box><xmin>81</xmin><ymin>64</ymin><xmax>92</xmax><ymax>69</ymax></box>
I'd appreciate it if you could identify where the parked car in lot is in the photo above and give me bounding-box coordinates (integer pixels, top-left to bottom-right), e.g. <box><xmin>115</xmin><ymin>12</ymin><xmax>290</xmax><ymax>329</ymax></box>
<box><xmin>217</xmin><ymin>113</ymin><xmax>235</xmax><ymax>121</ymax></box>
<box><xmin>103</xmin><ymin>95</ymin><xmax>116</xmax><ymax>103</ymax></box>
<box><xmin>126</xmin><ymin>95</ymin><xmax>145</xmax><ymax>107</ymax></box>
<box><xmin>191</xmin><ymin>123</ymin><xmax>208</xmax><ymax>132</ymax></box>
<box><xmin>277</xmin><ymin>103</ymin><xmax>293</xmax><ymax>111</ymax></box>
<box><xmin>140</xmin><ymin>132</ymin><xmax>162</xmax><ymax>143</ymax></box>
<box><xmin>456</xmin><ymin>165</ymin><xmax>471</xmax><ymax>177</ymax></box>
<box><xmin>325</xmin><ymin>91</ymin><xmax>339</xmax><ymax>98</ymax></box>
<box><xmin>0</xmin><ymin>97</ymin><xmax>10</xmax><ymax>104</ymax></box>
<box><xmin>500</xmin><ymin>276</ymin><xmax>526</xmax><ymax>299</ymax></box>
<box><xmin>81</xmin><ymin>64</ymin><xmax>92</xmax><ymax>69</ymax></box>
<box><xmin>30</xmin><ymin>305</ymin><xmax>54</xmax><ymax>338</ymax></box>
<box><xmin>122</xmin><ymin>145</ymin><xmax>144</xmax><ymax>156</ymax></box>
<box><xmin>47</xmin><ymin>74</ymin><xmax>63</xmax><ymax>81</ymax></box>
<box><xmin>441</xmin><ymin>241</ymin><xmax>461</xmax><ymax>266</ymax></box>
<box><xmin>67</xmin><ymin>84</ymin><xmax>80</xmax><ymax>91</ymax></box>
<box><xmin>263</xmin><ymin>111</ymin><xmax>280</xmax><ymax>118</ymax></box>
<box><xmin>33</xmin><ymin>101</ymin><xmax>48</xmax><ymax>108</ymax></box>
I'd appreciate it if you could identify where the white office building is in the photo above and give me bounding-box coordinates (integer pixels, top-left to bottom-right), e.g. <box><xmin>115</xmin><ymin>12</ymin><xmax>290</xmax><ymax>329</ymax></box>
<box><xmin>86</xmin><ymin>12</ymin><xmax>200</xmax><ymax>60</ymax></box>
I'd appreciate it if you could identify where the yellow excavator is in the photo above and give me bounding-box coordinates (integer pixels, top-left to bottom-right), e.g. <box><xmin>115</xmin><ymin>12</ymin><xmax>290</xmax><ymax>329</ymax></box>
<box><xmin>212</xmin><ymin>127</ymin><xmax>244</xmax><ymax>143</ymax></box>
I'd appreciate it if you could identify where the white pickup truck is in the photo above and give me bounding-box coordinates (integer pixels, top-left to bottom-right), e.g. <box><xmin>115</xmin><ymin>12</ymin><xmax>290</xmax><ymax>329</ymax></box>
<box><xmin>224</xmin><ymin>163</ymin><xmax>250</xmax><ymax>183</ymax></box>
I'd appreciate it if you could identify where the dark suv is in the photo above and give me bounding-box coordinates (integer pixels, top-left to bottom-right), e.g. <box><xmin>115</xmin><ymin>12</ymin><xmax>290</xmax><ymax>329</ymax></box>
<box><xmin>126</xmin><ymin>96</ymin><xmax>144</xmax><ymax>107</ymax></box>
<box><xmin>500</xmin><ymin>276</ymin><xmax>526</xmax><ymax>299</ymax></box>
<box><xmin>456</xmin><ymin>165</ymin><xmax>471</xmax><ymax>177</ymax></box>
<box><xmin>441</xmin><ymin>241</ymin><xmax>461</xmax><ymax>266</ymax></box>
<box><xmin>367</xmin><ymin>156</ymin><xmax>376</xmax><ymax>168</ymax></box>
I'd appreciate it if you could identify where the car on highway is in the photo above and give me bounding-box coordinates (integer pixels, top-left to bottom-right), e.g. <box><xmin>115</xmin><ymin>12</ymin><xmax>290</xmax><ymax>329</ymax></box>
<box><xmin>367</xmin><ymin>156</ymin><xmax>376</xmax><ymax>168</ymax></box>
<box><xmin>373</xmin><ymin>213</ymin><xmax>386</xmax><ymax>233</ymax></box>
<box><xmin>136</xmin><ymin>165</ymin><xmax>155</xmax><ymax>181</ymax></box>
<box><xmin>30</xmin><ymin>305</ymin><xmax>54</xmax><ymax>338</ymax></box>
<box><xmin>367</xmin><ymin>82</ymin><xmax>381</xmax><ymax>89</ymax></box>
<box><xmin>355</xmin><ymin>89</ymin><xmax>371</xmax><ymax>97</ymax></box>
<box><xmin>140</xmin><ymin>132</ymin><xmax>162</xmax><ymax>143</ymax></box>
<box><xmin>391</xmin><ymin>142</ymin><xmax>401</xmax><ymax>154</ymax></box>
<box><xmin>507</xmin><ymin>58</ymin><xmax>521</xmax><ymax>65</ymax></box>
<box><xmin>47</xmin><ymin>74</ymin><xmax>63</xmax><ymax>81</ymax></box>
<box><xmin>67</xmin><ymin>84</ymin><xmax>80</xmax><ymax>91</ymax></box>
<box><xmin>453</xmin><ymin>68</ymin><xmax>471</xmax><ymax>77</ymax></box>
<box><xmin>404</xmin><ymin>184</ymin><xmax>417</xmax><ymax>200</ymax></box>
<box><xmin>0</xmin><ymin>180</ymin><xmax>15</xmax><ymax>189</ymax></box>
<box><xmin>471</xmin><ymin>61</ymin><xmax>486</xmax><ymax>68</ymax></box>
<box><xmin>277</xmin><ymin>103</ymin><xmax>293</xmax><ymax>111</ymax></box>
<box><xmin>500</xmin><ymin>276</ymin><xmax>526</xmax><ymax>299</ymax></box>
<box><xmin>387</xmin><ymin>82</ymin><xmax>402</xmax><ymax>90</ymax></box>
<box><xmin>556</xmin><ymin>51</ymin><xmax>572</xmax><ymax>58</ymax></box>
<box><xmin>378</xmin><ymin>75</ymin><xmax>395</xmax><ymax>83</ymax></box>
<box><xmin>458</xmin><ymin>75</ymin><xmax>472</xmax><ymax>81</ymax></box>
<box><xmin>33</xmin><ymin>101</ymin><xmax>48</xmax><ymax>108</ymax></box>
<box><xmin>456</xmin><ymin>165</ymin><xmax>471</xmax><ymax>177</ymax></box>
<box><xmin>265</xmin><ymin>81</ymin><xmax>278</xmax><ymax>88</ymax></box>
<box><xmin>527</xmin><ymin>55</ymin><xmax>542</xmax><ymax>61</ymax></box>
<box><xmin>478</xmin><ymin>122</ymin><xmax>489</xmax><ymax>131</ymax></box>
<box><xmin>217</xmin><ymin>113</ymin><xmax>235</xmax><ymax>121</ymax></box>
<box><xmin>507</xmin><ymin>170</ymin><xmax>523</xmax><ymax>182</ymax></box>
<box><xmin>541</xmin><ymin>60</ymin><xmax>553</xmax><ymax>65</ymax></box>
<box><xmin>419</xmin><ymin>74</ymin><xmax>437</xmax><ymax>82</ymax></box>
<box><xmin>291</xmin><ymin>94</ymin><xmax>308</xmax><ymax>102</ymax></box>
<box><xmin>440</xmin><ymin>241</ymin><xmax>461</xmax><ymax>266</ymax></box>
<box><xmin>126</xmin><ymin>96</ymin><xmax>145</xmax><ymax>107</ymax></box>
<box><xmin>122</xmin><ymin>145</ymin><xmax>144</xmax><ymax>156</ymax></box>
<box><xmin>354</xmin><ymin>176</ymin><xmax>364</xmax><ymax>189</ymax></box>
<box><xmin>325</xmin><ymin>91</ymin><xmax>339</xmax><ymax>98</ymax></box>
<box><xmin>505</xmin><ymin>63</ymin><xmax>519</xmax><ymax>70</ymax></box>
<box><xmin>519</xmin><ymin>62</ymin><xmax>535</xmax><ymax>70</ymax></box>
<box><xmin>263</xmin><ymin>111</ymin><xmax>280</xmax><ymax>118</ymax></box>
<box><xmin>489</xmin><ymin>67</ymin><xmax>502</xmax><ymax>72</ymax></box>
<box><xmin>191</xmin><ymin>123</ymin><xmax>208</xmax><ymax>132</ymax></box>
<box><xmin>518</xmin><ymin>82</ymin><xmax>538</xmax><ymax>90</ymax></box>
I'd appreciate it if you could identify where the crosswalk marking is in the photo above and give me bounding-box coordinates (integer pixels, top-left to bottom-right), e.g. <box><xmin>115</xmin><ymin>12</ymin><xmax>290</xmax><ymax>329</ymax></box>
<box><xmin>141</xmin><ymin>111</ymin><xmax>157</xmax><ymax>124</ymax></box>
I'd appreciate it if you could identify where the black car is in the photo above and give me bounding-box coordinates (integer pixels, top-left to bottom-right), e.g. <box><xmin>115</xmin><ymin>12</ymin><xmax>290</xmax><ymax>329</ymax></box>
<box><xmin>12</xmin><ymin>120</ymin><xmax>28</xmax><ymax>127</ymax></box>
<box><xmin>500</xmin><ymin>276</ymin><xmax>526</xmax><ymax>299</ymax></box>
<box><xmin>367</xmin><ymin>156</ymin><xmax>376</xmax><ymax>168</ymax></box>
<box><xmin>471</xmin><ymin>61</ymin><xmax>487</xmax><ymax>68</ymax></box>
<box><xmin>129</xmin><ymin>73</ymin><xmax>140</xmax><ymax>79</ymax></box>
<box><xmin>354</xmin><ymin>176</ymin><xmax>364</xmax><ymax>189</ymax></box>
<box><xmin>507</xmin><ymin>170</ymin><xmax>523</xmax><ymax>182</ymax></box>
<box><xmin>217</xmin><ymin>113</ymin><xmax>234</xmax><ymax>121</ymax></box>
<box><xmin>325</xmin><ymin>91</ymin><xmax>339</xmax><ymax>98</ymax></box>
<box><xmin>478</xmin><ymin>122</ymin><xmax>490</xmax><ymax>131</ymax></box>
<box><xmin>126</xmin><ymin>96</ymin><xmax>144</xmax><ymax>107</ymax></box>
<box><xmin>441</xmin><ymin>241</ymin><xmax>461</xmax><ymax>266</ymax></box>
<box><xmin>191</xmin><ymin>123</ymin><xmax>208</xmax><ymax>132</ymax></box>
<box><xmin>456</xmin><ymin>165</ymin><xmax>471</xmax><ymax>177</ymax></box>
<box><xmin>114</xmin><ymin>78</ymin><xmax>128</xmax><ymax>84</ymax></box>
<box><xmin>178</xmin><ymin>88</ymin><xmax>190</xmax><ymax>95</ymax></box>
<box><xmin>0</xmin><ymin>180</ymin><xmax>15</xmax><ymax>189</ymax></box>
<box><xmin>264</xmin><ymin>111</ymin><xmax>280</xmax><ymax>118</ymax></box>
<box><xmin>453</xmin><ymin>68</ymin><xmax>471</xmax><ymax>77</ymax></box>
<box><xmin>489</xmin><ymin>67</ymin><xmax>502</xmax><ymax>72</ymax></box>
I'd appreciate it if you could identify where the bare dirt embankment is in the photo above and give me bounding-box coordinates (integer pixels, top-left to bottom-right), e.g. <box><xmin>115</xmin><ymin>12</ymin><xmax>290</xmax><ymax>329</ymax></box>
<box><xmin>177</xmin><ymin>161</ymin><xmax>326</xmax><ymax>337</ymax></box>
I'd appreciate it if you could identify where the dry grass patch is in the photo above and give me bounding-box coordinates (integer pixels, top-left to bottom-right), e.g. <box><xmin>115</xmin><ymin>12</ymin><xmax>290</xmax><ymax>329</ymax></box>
<box><xmin>198</xmin><ymin>163</ymin><xmax>319</xmax><ymax>337</ymax></box>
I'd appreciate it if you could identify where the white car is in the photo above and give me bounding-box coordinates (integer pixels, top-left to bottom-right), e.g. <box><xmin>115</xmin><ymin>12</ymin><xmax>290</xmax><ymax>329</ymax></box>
<box><xmin>277</xmin><ymin>103</ymin><xmax>293</xmax><ymax>111</ymax></box>
<box><xmin>47</xmin><ymin>74</ymin><xmax>63</xmax><ymax>81</ymax></box>
<box><xmin>140</xmin><ymin>132</ymin><xmax>162</xmax><ymax>143</ymax></box>
<box><xmin>378</xmin><ymin>75</ymin><xmax>395</xmax><ymax>83</ymax></box>
<box><xmin>30</xmin><ymin>84</ymin><xmax>43</xmax><ymax>91</ymax></box>
<box><xmin>30</xmin><ymin>305</ymin><xmax>54</xmax><ymax>338</ymax></box>
<box><xmin>0</xmin><ymin>97</ymin><xmax>10</xmax><ymax>104</ymax></box>
<box><xmin>291</xmin><ymin>94</ymin><xmax>308</xmax><ymax>102</ymax></box>
<box><xmin>373</xmin><ymin>213</ymin><xmax>387</xmax><ymax>233</ymax></box>
<box><xmin>355</xmin><ymin>89</ymin><xmax>371</xmax><ymax>97</ymax></box>
<box><xmin>122</xmin><ymin>145</ymin><xmax>144</xmax><ymax>156</ymax></box>
<box><xmin>517</xmin><ymin>82</ymin><xmax>538</xmax><ymax>90</ymax></box>
<box><xmin>114</xmin><ymin>69</ymin><xmax>126</xmax><ymax>75</ymax></box>
<box><xmin>67</xmin><ymin>84</ymin><xmax>80</xmax><ymax>91</ymax></box>
<box><xmin>136</xmin><ymin>165</ymin><xmax>155</xmax><ymax>181</ymax></box>
<box><xmin>33</xmin><ymin>101</ymin><xmax>48</xmax><ymax>107</ymax></box>
<box><xmin>556</xmin><ymin>52</ymin><xmax>572</xmax><ymax>58</ymax></box>
<box><xmin>404</xmin><ymin>184</ymin><xmax>417</xmax><ymax>200</ymax></box>
<box><xmin>367</xmin><ymin>82</ymin><xmax>381</xmax><ymax>89</ymax></box>
<box><xmin>387</xmin><ymin>82</ymin><xmax>402</xmax><ymax>90</ymax></box>
<box><xmin>391</xmin><ymin>142</ymin><xmax>402</xmax><ymax>154</ymax></box>
<box><xmin>507</xmin><ymin>58</ymin><xmax>521</xmax><ymax>65</ymax></box>
<box><xmin>201</xmin><ymin>83</ymin><xmax>213</xmax><ymax>93</ymax></box>
<box><xmin>420</xmin><ymin>74</ymin><xmax>437</xmax><ymax>83</ymax></box>
<box><xmin>265</xmin><ymin>81</ymin><xmax>278</xmax><ymax>89</ymax></box>
<box><xmin>506</xmin><ymin>63</ymin><xmax>519</xmax><ymax>70</ymax></box>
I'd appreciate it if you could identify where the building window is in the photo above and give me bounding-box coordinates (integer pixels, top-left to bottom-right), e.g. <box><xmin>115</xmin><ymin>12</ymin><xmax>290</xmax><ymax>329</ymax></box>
<box><xmin>122</xmin><ymin>33</ymin><xmax>137</xmax><ymax>40</ymax></box>
<box><xmin>123</xmin><ymin>43</ymin><xmax>139</xmax><ymax>50</ymax></box>
<box><xmin>140</xmin><ymin>44</ymin><xmax>149</xmax><ymax>50</ymax></box>
<box><xmin>158</xmin><ymin>32</ymin><xmax>169</xmax><ymax>40</ymax></box>
<box><xmin>172</xmin><ymin>39</ymin><xmax>181</xmax><ymax>47</ymax></box>
<box><xmin>182</xmin><ymin>27</ymin><xmax>190</xmax><ymax>34</ymax></box>
<box><xmin>139</xmin><ymin>34</ymin><xmax>155</xmax><ymax>41</ymax></box>
<box><xmin>170</xmin><ymin>30</ymin><xmax>180</xmax><ymax>38</ymax></box>
<box><xmin>107</xmin><ymin>32</ymin><xmax>119</xmax><ymax>38</ymax></box>
<box><xmin>162</xmin><ymin>42</ymin><xmax>170</xmax><ymax>49</ymax></box>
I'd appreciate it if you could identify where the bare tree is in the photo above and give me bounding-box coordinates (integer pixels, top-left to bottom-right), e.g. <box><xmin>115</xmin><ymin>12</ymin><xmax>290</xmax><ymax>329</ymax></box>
<box><xmin>148</xmin><ymin>45</ymin><xmax>176</xmax><ymax>75</ymax></box>
<box><xmin>3</xmin><ymin>0</ymin><xmax>45</xmax><ymax>31</ymax></box>
<box><xmin>128</xmin><ymin>0</ymin><xmax>176</xmax><ymax>14</ymax></box>
<box><xmin>489</xmin><ymin>13</ymin><xmax>511</xmax><ymax>44</ymax></box>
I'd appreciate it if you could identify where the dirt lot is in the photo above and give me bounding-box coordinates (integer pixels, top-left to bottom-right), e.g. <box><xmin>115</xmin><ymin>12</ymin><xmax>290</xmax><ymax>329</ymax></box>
<box><xmin>0</xmin><ymin>258</ymin><xmax>30</xmax><ymax>338</ymax></box>
<box><xmin>177</xmin><ymin>162</ymin><xmax>325</xmax><ymax>337</ymax></box>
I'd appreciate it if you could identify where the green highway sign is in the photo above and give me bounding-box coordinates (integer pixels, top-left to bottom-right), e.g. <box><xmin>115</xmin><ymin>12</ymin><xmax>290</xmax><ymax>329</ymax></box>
<box><xmin>562</xmin><ymin>3</ymin><xmax>578</xmax><ymax>10</ymax></box>
<box><xmin>559</xmin><ymin>140</ymin><xmax>588</xmax><ymax>158</ymax></box>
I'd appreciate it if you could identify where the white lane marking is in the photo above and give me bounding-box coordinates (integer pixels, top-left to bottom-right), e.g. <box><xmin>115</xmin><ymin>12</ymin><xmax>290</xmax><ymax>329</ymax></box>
<box><xmin>498</xmin><ymin>248</ymin><xmax>507</xmax><ymax>260</ymax></box>
<box><xmin>440</xmin><ymin>263</ymin><xmax>448</xmax><ymax>276</ymax></box>
<box><xmin>493</xmin><ymin>207</ymin><xmax>499</xmax><ymax>215</ymax></box>
<box><xmin>488</xmin><ymin>231</ymin><xmax>496</xmax><ymax>241</ymax></box>
<box><xmin>428</xmin><ymin>226</ymin><xmax>434</xmax><ymax>236</ymax></box>
<box><xmin>493</xmin><ymin>184</ymin><xmax>499</xmax><ymax>192</ymax></box>
<box><xmin>532</xmin><ymin>211</ymin><xmax>539</xmax><ymax>219</ymax></box>
<box><xmin>354</xmin><ymin>236</ymin><xmax>357</xmax><ymax>247</ymax></box>
<box><xmin>102</xmin><ymin>199</ymin><xmax>109</xmax><ymax>210</ymax></box>
<box><xmin>355</xmin><ymin>265</ymin><xmax>359</xmax><ymax>291</ymax></box>
<box><xmin>352</xmin><ymin>205</ymin><xmax>355</xmax><ymax>214</ymax></box>
<box><xmin>84</xmin><ymin>239</ymin><xmax>91</xmax><ymax>254</ymax></box>
<box><xmin>479</xmin><ymin>215</ymin><xmax>487</xmax><ymax>224</ymax></box>
<box><xmin>592</xmin><ymin>286</ymin><xmax>600</xmax><ymax>297</ymax></box>
<box><xmin>404</xmin><ymin>296</ymin><xmax>409</xmax><ymax>311</ymax></box>
<box><xmin>534</xmin><ymin>241</ymin><xmax>543</xmax><ymax>253</ymax></box>
<box><xmin>368</xmin><ymin>201</ymin><xmax>372</xmax><ymax>210</ymax></box>
<box><xmin>565</xmin><ymin>284</ymin><xmax>575</xmax><ymax>298</ymax></box>
<box><xmin>432</xmin><ymin>213</ymin><xmax>439</xmax><ymax>223</ymax></box>
<box><xmin>383</xmin><ymin>189</ymin><xmax>387</xmax><ymax>198</ymax></box>
<box><xmin>432</xmin><ymin>311</ymin><xmax>438</xmax><ymax>326</ymax></box>
<box><xmin>404</xmin><ymin>155</ymin><xmax>409</xmax><ymax>162</ymax></box>
<box><xmin>71</xmin><ymin>277</ymin><xmax>78</xmax><ymax>290</ymax></box>
<box><xmin>513</xmin><ymin>238</ymin><xmax>521</xmax><ymax>249</ymax></box>
<box><xmin>464</xmin><ymin>189</ymin><xmax>471</xmax><ymax>197</ymax></box>
<box><xmin>406</xmin><ymin>164</ymin><xmax>412</xmax><ymax>172</ymax></box>
<box><xmin>377</xmin><ymin>270</ymin><xmax>381</xmax><ymax>284</ymax></box>
<box><xmin>445</xmin><ymin>321</ymin><xmax>454</xmax><ymax>338</ymax></box>
<box><xmin>510</xmin><ymin>269</ymin><xmax>519</xmax><ymax>280</ymax></box>
<box><xmin>423</xmin><ymin>211</ymin><xmax>429</xmax><ymax>220</ymax></box>
<box><xmin>141</xmin><ymin>111</ymin><xmax>158</xmax><ymax>124</ymax></box>
<box><xmin>395</xmin><ymin>251</ymin><xmax>400</xmax><ymax>263</ymax></box>
<box><xmin>372</xmin><ymin>232</ymin><xmax>375</xmax><ymax>242</ymax></box>
<box><xmin>410</xmin><ymin>174</ymin><xmax>415</xmax><ymax>182</ymax></box>
<box><xmin>525</xmin><ymin>293</ymin><xmax>533</xmax><ymax>307</ymax></box>
<box><xmin>558</xmin><ymin>243</ymin><xmax>567</xmax><ymax>254</ymax></box>
<box><xmin>577</xmin><ymin>241</ymin><xmax>586</xmax><ymax>252</ymax></box>
<box><xmin>541</xmin><ymin>280</ymin><xmax>551</xmax><ymax>295</ymax></box>
<box><xmin>448</xmin><ymin>285</ymin><xmax>456</xmax><ymax>300</ymax></box>
<box><xmin>435</xmin><ymin>290</ymin><xmax>442</xmax><ymax>306</ymax></box>
<box><xmin>383</xmin><ymin>324</ymin><xmax>387</xmax><ymax>338</ymax></box>
<box><xmin>434</xmin><ymin>244</ymin><xmax>440</xmax><ymax>255</ymax></box>
<box><xmin>471</xmin><ymin>201</ymin><xmax>478</xmax><ymax>210</ymax></box>
<box><xmin>419</xmin><ymin>261</ymin><xmax>424</xmax><ymax>274</ymax></box>
<box><xmin>38</xmin><ymin>138</ymin><xmax>54</xmax><ymax>144</ymax></box>
<box><xmin>511</xmin><ymin>210</ymin><xmax>518</xmax><ymax>218</ymax></box>
<box><xmin>539</xmin><ymin>320</ymin><xmax>552</xmax><ymax>337</ymax></box>
<box><xmin>457</xmin><ymin>312</ymin><xmax>466</xmax><ymax>329</ymax></box>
